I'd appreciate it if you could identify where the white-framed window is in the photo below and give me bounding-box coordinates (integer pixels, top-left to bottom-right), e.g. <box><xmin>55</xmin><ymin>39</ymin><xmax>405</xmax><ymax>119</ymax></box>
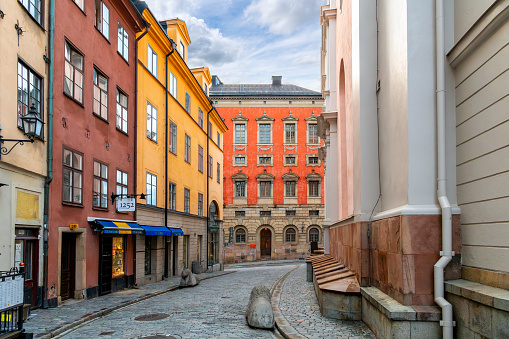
<box><xmin>93</xmin><ymin>68</ymin><xmax>108</xmax><ymax>120</ymax></box>
<box><xmin>234</xmin><ymin>156</ymin><xmax>246</xmax><ymax>166</ymax></box>
<box><xmin>285</xmin><ymin>180</ymin><xmax>297</xmax><ymax>197</ymax></box>
<box><xmin>285</xmin><ymin>123</ymin><xmax>296</xmax><ymax>144</ymax></box>
<box><xmin>117</xmin><ymin>22</ymin><xmax>129</xmax><ymax>61</ymax></box>
<box><xmin>116</xmin><ymin>88</ymin><xmax>128</xmax><ymax>133</ymax></box>
<box><xmin>95</xmin><ymin>1</ymin><xmax>110</xmax><ymax>40</ymax></box>
<box><xmin>72</xmin><ymin>0</ymin><xmax>84</xmax><ymax>11</ymax></box>
<box><xmin>259</xmin><ymin>124</ymin><xmax>271</xmax><ymax>144</ymax></box>
<box><xmin>146</xmin><ymin>172</ymin><xmax>157</xmax><ymax>206</ymax></box>
<box><xmin>184</xmin><ymin>188</ymin><xmax>190</xmax><ymax>213</ymax></box>
<box><xmin>235</xmin><ymin>181</ymin><xmax>246</xmax><ymax>197</ymax></box>
<box><xmin>309</xmin><ymin>180</ymin><xmax>320</xmax><ymax>197</ymax></box>
<box><xmin>17</xmin><ymin>61</ymin><xmax>42</xmax><ymax>129</ymax></box>
<box><xmin>259</xmin><ymin>181</ymin><xmax>272</xmax><ymax>197</ymax></box>
<box><xmin>170</xmin><ymin>72</ymin><xmax>177</xmax><ymax>98</ymax></box>
<box><xmin>116</xmin><ymin>170</ymin><xmax>128</xmax><ymax>203</ymax></box>
<box><xmin>168</xmin><ymin>181</ymin><xmax>176</xmax><ymax>210</ymax></box>
<box><xmin>169</xmin><ymin>121</ymin><xmax>177</xmax><ymax>154</ymax></box>
<box><xmin>308</xmin><ymin>123</ymin><xmax>319</xmax><ymax>144</ymax></box>
<box><xmin>284</xmin><ymin>154</ymin><xmax>298</xmax><ymax>166</ymax></box>
<box><xmin>147</xmin><ymin>45</ymin><xmax>157</xmax><ymax>77</ymax></box>
<box><xmin>198</xmin><ymin>193</ymin><xmax>203</xmax><ymax>216</ymax></box>
<box><xmin>235</xmin><ymin>123</ymin><xmax>246</xmax><ymax>143</ymax></box>
<box><xmin>306</xmin><ymin>155</ymin><xmax>320</xmax><ymax>166</ymax></box>
<box><xmin>64</xmin><ymin>41</ymin><xmax>84</xmax><ymax>103</ymax></box>
<box><xmin>257</xmin><ymin>155</ymin><xmax>273</xmax><ymax>166</ymax></box>
<box><xmin>93</xmin><ymin>160</ymin><xmax>108</xmax><ymax>208</ymax></box>
<box><xmin>62</xmin><ymin>148</ymin><xmax>83</xmax><ymax>204</ymax></box>
<box><xmin>146</xmin><ymin>102</ymin><xmax>157</xmax><ymax>142</ymax></box>
<box><xmin>20</xmin><ymin>0</ymin><xmax>42</xmax><ymax>24</ymax></box>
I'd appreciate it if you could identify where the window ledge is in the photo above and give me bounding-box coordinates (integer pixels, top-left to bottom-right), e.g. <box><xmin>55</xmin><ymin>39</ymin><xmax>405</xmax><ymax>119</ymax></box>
<box><xmin>62</xmin><ymin>201</ymin><xmax>84</xmax><ymax>208</ymax></box>
<box><xmin>93</xmin><ymin>113</ymin><xmax>109</xmax><ymax>124</ymax></box>
<box><xmin>92</xmin><ymin>206</ymin><xmax>109</xmax><ymax>212</ymax></box>
<box><xmin>63</xmin><ymin>92</ymin><xmax>85</xmax><ymax>108</ymax></box>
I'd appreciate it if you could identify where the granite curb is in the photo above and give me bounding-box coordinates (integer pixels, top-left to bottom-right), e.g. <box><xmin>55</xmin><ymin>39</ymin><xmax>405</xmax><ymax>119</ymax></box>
<box><xmin>34</xmin><ymin>271</ymin><xmax>235</xmax><ymax>339</ymax></box>
<box><xmin>271</xmin><ymin>264</ymin><xmax>307</xmax><ymax>339</ymax></box>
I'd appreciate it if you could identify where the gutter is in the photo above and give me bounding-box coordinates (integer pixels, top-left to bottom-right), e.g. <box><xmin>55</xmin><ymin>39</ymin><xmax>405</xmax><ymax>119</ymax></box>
<box><xmin>42</xmin><ymin>0</ymin><xmax>55</xmax><ymax>309</ymax></box>
<box><xmin>434</xmin><ymin>1</ymin><xmax>454</xmax><ymax>338</ymax></box>
<box><xmin>205</xmin><ymin>105</ymin><xmax>214</xmax><ymax>272</ymax></box>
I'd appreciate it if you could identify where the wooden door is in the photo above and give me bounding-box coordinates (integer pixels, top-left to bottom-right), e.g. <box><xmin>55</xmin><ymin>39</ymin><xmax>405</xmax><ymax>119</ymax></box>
<box><xmin>61</xmin><ymin>233</ymin><xmax>76</xmax><ymax>301</ymax></box>
<box><xmin>260</xmin><ymin>228</ymin><xmax>271</xmax><ymax>258</ymax></box>
<box><xmin>99</xmin><ymin>236</ymin><xmax>112</xmax><ymax>295</ymax></box>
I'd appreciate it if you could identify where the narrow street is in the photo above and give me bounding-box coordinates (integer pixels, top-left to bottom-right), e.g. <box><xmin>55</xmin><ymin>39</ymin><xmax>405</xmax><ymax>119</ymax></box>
<box><xmin>32</xmin><ymin>261</ymin><xmax>374</xmax><ymax>338</ymax></box>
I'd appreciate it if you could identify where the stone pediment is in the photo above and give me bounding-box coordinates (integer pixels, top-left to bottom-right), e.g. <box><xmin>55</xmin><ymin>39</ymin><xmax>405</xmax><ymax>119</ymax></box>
<box><xmin>232</xmin><ymin>172</ymin><xmax>249</xmax><ymax>180</ymax></box>
<box><xmin>255</xmin><ymin>111</ymin><xmax>274</xmax><ymax>121</ymax></box>
<box><xmin>306</xmin><ymin>172</ymin><xmax>322</xmax><ymax>179</ymax></box>
<box><xmin>282</xmin><ymin>111</ymin><xmax>299</xmax><ymax>122</ymax></box>
<box><xmin>305</xmin><ymin>111</ymin><xmax>318</xmax><ymax>121</ymax></box>
<box><xmin>232</xmin><ymin>111</ymin><xmax>249</xmax><ymax>122</ymax></box>
<box><xmin>282</xmin><ymin>172</ymin><xmax>299</xmax><ymax>180</ymax></box>
<box><xmin>256</xmin><ymin>172</ymin><xmax>275</xmax><ymax>180</ymax></box>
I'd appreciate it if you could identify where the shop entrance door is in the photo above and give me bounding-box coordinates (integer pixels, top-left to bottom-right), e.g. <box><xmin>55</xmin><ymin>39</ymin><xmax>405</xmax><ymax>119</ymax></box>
<box><xmin>260</xmin><ymin>228</ymin><xmax>271</xmax><ymax>258</ymax></box>
<box><xmin>15</xmin><ymin>228</ymin><xmax>40</xmax><ymax>306</ymax></box>
<box><xmin>61</xmin><ymin>233</ymin><xmax>76</xmax><ymax>301</ymax></box>
<box><xmin>99</xmin><ymin>236</ymin><xmax>112</xmax><ymax>295</ymax></box>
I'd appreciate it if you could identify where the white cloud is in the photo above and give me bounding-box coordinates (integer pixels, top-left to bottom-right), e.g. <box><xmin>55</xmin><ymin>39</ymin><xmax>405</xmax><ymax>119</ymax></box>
<box><xmin>244</xmin><ymin>0</ymin><xmax>323</xmax><ymax>35</ymax></box>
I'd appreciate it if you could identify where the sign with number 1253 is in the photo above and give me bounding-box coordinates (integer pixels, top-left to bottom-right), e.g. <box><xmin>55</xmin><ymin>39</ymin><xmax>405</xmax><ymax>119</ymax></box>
<box><xmin>117</xmin><ymin>198</ymin><xmax>136</xmax><ymax>212</ymax></box>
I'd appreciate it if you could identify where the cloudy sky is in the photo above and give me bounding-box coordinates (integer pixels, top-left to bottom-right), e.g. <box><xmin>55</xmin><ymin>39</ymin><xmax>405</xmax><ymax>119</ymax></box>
<box><xmin>144</xmin><ymin>0</ymin><xmax>325</xmax><ymax>91</ymax></box>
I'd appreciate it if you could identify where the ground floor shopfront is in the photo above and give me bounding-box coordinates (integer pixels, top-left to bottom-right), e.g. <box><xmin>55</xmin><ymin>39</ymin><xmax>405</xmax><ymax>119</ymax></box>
<box><xmin>222</xmin><ymin>204</ymin><xmax>325</xmax><ymax>263</ymax></box>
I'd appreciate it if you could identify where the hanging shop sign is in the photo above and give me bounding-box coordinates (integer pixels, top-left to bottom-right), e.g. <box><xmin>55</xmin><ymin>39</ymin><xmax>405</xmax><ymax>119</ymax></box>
<box><xmin>208</xmin><ymin>227</ymin><xmax>219</xmax><ymax>233</ymax></box>
<box><xmin>116</xmin><ymin>197</ymin><xmax>136</xmax><ymax>212</ymax></box>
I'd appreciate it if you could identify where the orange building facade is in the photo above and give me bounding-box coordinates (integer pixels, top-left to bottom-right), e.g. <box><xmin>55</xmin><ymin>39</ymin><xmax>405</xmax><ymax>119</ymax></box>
<box><xmin>210</xmin><ymin>76</ymin><xmax>325</xmax><ymax>263</ymax></box>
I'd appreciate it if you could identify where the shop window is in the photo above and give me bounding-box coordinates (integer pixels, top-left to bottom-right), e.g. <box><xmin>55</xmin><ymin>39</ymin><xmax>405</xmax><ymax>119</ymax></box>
<box><xmin>285</xmin><ymin>228</ymin><xmax>296</xmax><ymax>243</ymax></box>
<box><xmin>112</xmin><ymin>237</ymin><xmax>125</xmax><ymax>278</ymax></box>
<box><xmin>235</xmin><ymin>228</ymin><xmax>246</xmax><ymax>243</ymax></box>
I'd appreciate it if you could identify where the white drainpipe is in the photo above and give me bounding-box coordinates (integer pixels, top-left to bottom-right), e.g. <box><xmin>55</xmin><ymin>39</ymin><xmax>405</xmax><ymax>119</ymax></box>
<box><xmin>434</xmin><ymin>1</ymin><xmax>454</xmax><ymax>338</ymax></box>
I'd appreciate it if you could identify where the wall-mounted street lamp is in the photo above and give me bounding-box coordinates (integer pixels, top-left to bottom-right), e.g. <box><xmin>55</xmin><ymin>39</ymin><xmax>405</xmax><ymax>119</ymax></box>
<box><xmin>0</xmin><ymin>105</ymin><xmax>44</xmax><ymax>160</ymax></box>
<box><xmin>301</xmin><ymin>222</ymin><xmax>305</xmax><ymax>233</ymax></box>
<box><xmin>110</xmin><ymin>192</ymin><xmax>146</xmax><ymax>205</ymax></box>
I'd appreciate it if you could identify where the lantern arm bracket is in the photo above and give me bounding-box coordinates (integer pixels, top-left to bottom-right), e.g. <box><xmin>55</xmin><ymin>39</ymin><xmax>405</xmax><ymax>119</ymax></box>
<box><xmin>0</xmin><ymin>136</ymin><xmax>34</xmax><ymax>159</ymax></box>
<box><xmin>110</xmin><ymin>192</ymin><xmax>146</xmax><ymax>205</ymax></box>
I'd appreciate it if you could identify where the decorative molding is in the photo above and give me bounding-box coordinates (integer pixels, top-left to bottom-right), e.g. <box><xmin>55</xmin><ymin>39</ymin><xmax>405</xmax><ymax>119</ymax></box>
<box><xmin>282</xmin><ymin>172</ymin><xmax>299</xmax><ymax>180</ymax></box>
<box><xmin>305</xmin><ymin>172</ymin><xmax>322</xmax><ymax>179</ymax></box>
<box><xmin>257</xmin><ymin>146</ymin><xmax>273</xmax><ymax>152</ymax></box>
<box><xmin>305</xmin><ymin>111</ymin><xmax>318</xmax><ymax>121</ymax></box>
<box><xmin>232</xmin><ymin>111</ymin><xmax>249</xmax><ymax>121</ymax></box>
<box><xmin>284</xmin><ymin>145</ymin><xmax>297</xmax><ymax>152</ymax></box>
<box><xmin>255</xmin><ymin>111</ymin><xmax>275</xmax><ymax>121</ymax></box>
<box><xmin>233</xmin><ymin>145</ymin><xmax>246</xmax><ymax>151</ymax></box>
<box><xmin>256</xmin><ymin>172</ymin><xmax>275</xmax><ymax>180</ymax></box>
<box><xmin>282</xmin><ymin>111</ymin><xmax>299</xmax><ymax>121</ymax></box>
<box><xmin>232</xmin><ymin>172</ymin><xmax>249</xmax><ymax>180</ymax></box>
<box><xmin>307</xmin><ymin>145</ymin><xmax>320</xmax><ymax>152</ymax></box>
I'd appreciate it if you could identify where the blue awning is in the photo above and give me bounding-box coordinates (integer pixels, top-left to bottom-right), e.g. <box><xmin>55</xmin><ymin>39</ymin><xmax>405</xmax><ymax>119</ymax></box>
<box><xmin>91</xmin><ymin>220</ymin><xmax>144</xmax><ymax>235</ymax></box>
<box><xmin>140</xmin><ymin>225</ymin><xmax>173</xmax><ymax>236</ymax></box>
<box><xmin>168</xmin><ymin>228</ymin><xmax>184</xmax><ymax>236</ymax></box>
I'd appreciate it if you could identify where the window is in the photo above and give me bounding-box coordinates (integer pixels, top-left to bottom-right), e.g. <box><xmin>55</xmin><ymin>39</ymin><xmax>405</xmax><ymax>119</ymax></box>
<box><xmin>17</xmin><ymin>61</ymin><xmax>42</xmax><ymax>129</ymax></box>
<box><xmin>309</xmin><ymin>228</ymin><xmax>320</xmax><ymax>242</ymax></box>
<box><xmin>112</xmin><ymin>237</ymin><xmax>125</xmax><ymax>277</ymax></box>
<box><xmin>62</xmin><ymin>148</ymin><xmax>83</xmax><ymax>204</ymax></box>
<box><xmin>217</xmin><ymin>162</ymin><xmax>220</xmax><ymax>183</ymax></box>
<box><xmin>169</xmin><ymin>121</ymin><xmax>177</xmax><ymax>154</ymax></box>
<box><xmin>285</xmin><ymin>123</ymin><xmax>296</xmax><ymax>143</ymax></box>
<box><xmin>116</xmin><ymin>89</ymin><xmax>128</xmax><ymax>133</ymax></box>
<box><xmin>258</xmin><ymin>155</ymin><xmax>272</xmax><ymax>166</ymax></box>
<box><xmin>259</xmin><ymin>124</ymin><xmax>271</xmax><ymax>143</ymax></box>
<box><xmin>198</xmin><ymin>145</ymin><xmax>204</xmax><ymax>172</ymax></box>
<box><xmin>95</xmin><ymin>0</ymin><xmax>110</xmax><ymax>40</ymax></box>
<box><xmin>116</xmin><ymin>170</ymin><xmax>128</xmax><ymax>200</ymax></box>
<box><xmin>146</xmin><ymin>173</ymin><xmax>157</xmax><ymax>206</ymax></box>
<box><xmin>168</xmin><ymin>182</ymin><xmax>176</xmax><ymax>210</ymax></box>
<box><xmin>235</xmin><ymin>124</ymin><xmax>246</xmax><ymax>143</ymax></box>
<box><xmin>285</xmin><ymin>181</ymin><xmax>297</xmax><ymax>197</ymax></box>
<box><xmin>308</xmin><ymin>124</ymin><xmax>319</xmax><ymax>144</ymax></box>
<box><xmin>235</xmin><ymin>229</ymin><xmax>246</xmax><ymax>243</ymax></box>
<box><xmin>309</xmin><ymin>210</ymin><xmax>319</xmax><ymax>217</ymax></box>
<box><xmin>285</xmin><ymin>228</ymin><xmax>296</xmax><ymax>243</ymax></box>
<box><xmin>198</xmin><ymin>193</ymin><xmax>203</xmax><ymax>216</ymax></box>
<box><xmin>19</xmin><ymin>0</ymin><xmax>42</xmax><ymax>24</ymax></box>
<box><xmin>147</xmin><ymin>45</ymin><xmax>157</xmax><ymax>76</ymax></box>
<box><xmin>208</xmin><ymin>122</ymin><xmax>212</xmax><ymax>136</ymax></box>
<box><xmin>184</xmin><ymin>188</ymin><xmax>190</xmax><ymax>213</ymax></box>
<box><xmin>185</xmin><ymin>134</ymin><xmax>191</xmax><ymax>163</ymax></box>
<box><xmin>260</xmin><ymin>211</ymin><xmax>271</xmax><ymax>217</ymax></box>
<box><xmin>285</xmin><ymin>156</ymin><xmax>296</xmax><ymax>165</ymax></box>
<box><xmin>217</xmin><ymin>132</ymin><xmax>220</xmax><ymax>146</ymax></box>
<box><xmin>170</xmin><ymin>72</ymin><xmax>177</xmax><ymax>98</ymax></box>
<box><xmin>204</xmin><ymin>83</ymin><xmax>208</xmax><ymax>95</ymax></box>
<box><xmin>308</xmin><ymin>156</ymin><xmax>319</xmax><ymax>166</ymax></box>
<box><xmin>198</xmin><ymin>108</ymin><xmax>203</xmax><ymax>128</ymax></box>
<box><xmin>145</xmin><ymin>237</ymin><xmax>151</xmax><ymax>275</ymax></box>
<box><xmin>185</xmin><ymin>91</ymin><xmax>191</xmax><ymax>114</ymax></box>
<box><xmin>235</xmin><ymin>211</ymin><xmax>245</xmax><ymax>217</ymax></box>
<box><xmin>286</xmin><ymin>210</ymin><xmax>296</xmax><ymax>216</ymax></box>
<box><xmin>146</xmin><ymin>102</ymin><xmax>157</xmax><ymax>142</ymax></box>
<box><xmin>93</xmin><ymin>68</ymin><xmax>108</xmax><ymax>120</ymax></box>
<box><xmin>208</xmin><ymin>156</ymin><xmax>213</xmax><ymax>178</ymax></box>
<box><xmin>117</xmin><ymin>22</ymin><xmax>129</xmax><ymax>61</ymax></box>
<box><xmin>72</xmin><ymin>0</ymin><xmax>84</xmax><ymax>11</ymax></box>
<box><xmin>309</xmin><ymin>180</ymin><xmax>320</xmax><ymax>197</ymax></box>
<box><xmin>260</xmin><ymin>181</ymin><xmax>271</xmax><ymax>197</ymax></box>
<box><xmin>64</xmin><ymin>41</ymin><xmax>84</xmax><ymax>103</ymax></box>
<box><xmin>93</xmin><ymin>161</ymin><xmax>108</xmax><ymax>208</ymax></box>
<box><xmin>235</xmin><ymin>181</ymin><xmax>246</xmax><ymax>197</ymax></box>
<box><xmin>235</xmin><ymin>156</ymin><xmax>246</xmax><ymax>165</ymax></box>
<box><xmin>180</xmin><ymin>41</ymin><xmax>185</xmax><ymax>59</ymax></box>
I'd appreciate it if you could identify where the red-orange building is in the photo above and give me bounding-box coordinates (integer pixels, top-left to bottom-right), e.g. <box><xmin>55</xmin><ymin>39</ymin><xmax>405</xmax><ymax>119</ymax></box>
<box><xmin>47</xmin><ymin>0</ymin><xmax>144</xmax><ymax>306</ymax></box>
<box><xmin>210</xmin><ymin>76</ymin><xmax>325</xmax><ymax>262</ymax></box>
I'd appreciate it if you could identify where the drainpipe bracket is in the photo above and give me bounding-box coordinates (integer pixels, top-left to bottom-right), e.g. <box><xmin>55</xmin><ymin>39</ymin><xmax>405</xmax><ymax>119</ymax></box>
<box><xmin>440</xmin><ymin>251</ymin><xmax>455</xmax><ymax>256</ymax></box>
<box><xmin>440</xmin><ymin>320</ymin><xmax>456</xmax><ymax>327</ymax></box>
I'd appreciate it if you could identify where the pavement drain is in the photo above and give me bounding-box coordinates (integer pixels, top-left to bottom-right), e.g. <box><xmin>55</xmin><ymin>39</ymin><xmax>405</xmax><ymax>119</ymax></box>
<box><xmin>99</xmin><ymin>331</ymin><xmax>116</xmax><ymax>335</ymax></box>
<box><xmin>134</xmin><ymin>313</ymin><xmax>170</xmax><ymax>321</ymax></box>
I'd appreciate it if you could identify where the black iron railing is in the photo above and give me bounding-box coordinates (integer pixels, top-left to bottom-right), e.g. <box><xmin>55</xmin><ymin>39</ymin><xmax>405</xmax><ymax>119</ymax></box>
<box><xmin>0</xmin><ymin>269</ymin><xmax>24</xmax><ymax>334</ymax></box>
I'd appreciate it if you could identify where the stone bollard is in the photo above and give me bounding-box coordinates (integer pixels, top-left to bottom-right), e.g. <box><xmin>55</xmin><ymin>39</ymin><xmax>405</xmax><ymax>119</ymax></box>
<box><xmin>179</xmin><ymin>268</ymin><xmax>200</xmax><ymax>287</ymax></box>
<box><xmin>307</xmin><ymin>262</ymin><xmax>313</xmax><ymax>282</ymax></box>
<box><xmin>246</xmin><ymin>285</ymin><xmax>274</xmax><ymax>329</ymax></box>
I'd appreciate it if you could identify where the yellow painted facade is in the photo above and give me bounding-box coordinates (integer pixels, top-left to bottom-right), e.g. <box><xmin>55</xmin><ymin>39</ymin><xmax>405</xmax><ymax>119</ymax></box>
<box><xmin>135</xmin><ymin>9</ymin><xmax>227</xmax><ymax>221</ymax></box>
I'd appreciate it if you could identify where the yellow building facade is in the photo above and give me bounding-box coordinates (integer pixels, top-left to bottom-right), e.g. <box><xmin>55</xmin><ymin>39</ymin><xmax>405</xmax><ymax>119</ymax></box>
<box><xmin>133</xmin><ymin>2</ymin><xmax>227</xmax><ymax>284</ymax></box>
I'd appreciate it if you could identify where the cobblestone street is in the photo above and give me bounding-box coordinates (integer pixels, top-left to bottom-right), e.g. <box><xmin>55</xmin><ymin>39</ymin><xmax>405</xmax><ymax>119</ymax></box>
<box><xmin>26</xmin><ymin>261</ymin><xmax>374</xmax><ymax>338</ymax></box>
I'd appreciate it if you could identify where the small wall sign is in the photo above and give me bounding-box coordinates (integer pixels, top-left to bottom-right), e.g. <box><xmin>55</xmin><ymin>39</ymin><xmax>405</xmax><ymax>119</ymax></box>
<box><xmin>116</xmin><ymin>198</ymin><xmax>136</xmax><ymax>212</ymax></box>
<box><xmin>250</xmin><ymin>244</ymin><xmax>256</xmax><ymax>247</ymax></box>
<box><xmin>70</xmin><ymin>224</ymin><xmax>78</xmax><ymax>230</ymax></box>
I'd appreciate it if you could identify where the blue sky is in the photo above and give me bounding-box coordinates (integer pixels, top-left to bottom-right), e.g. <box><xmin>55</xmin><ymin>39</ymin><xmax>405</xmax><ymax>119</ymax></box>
<box><xmin>145</xmin><ymin>0</ymin><xmax>325</xmax><ymax>91</ymax></box>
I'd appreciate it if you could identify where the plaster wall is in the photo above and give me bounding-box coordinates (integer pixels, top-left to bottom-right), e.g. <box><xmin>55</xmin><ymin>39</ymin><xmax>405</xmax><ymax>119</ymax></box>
<box><xmin>454</xmin><ymin>0</ymin><xmax>496</xmax><ymax>44</ymax></box>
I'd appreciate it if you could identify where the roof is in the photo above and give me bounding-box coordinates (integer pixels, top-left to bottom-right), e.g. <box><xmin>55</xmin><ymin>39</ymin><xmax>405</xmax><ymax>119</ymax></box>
<box><xmin>209</xmin><ymin>83</ymin><xmax>322</xmax><ymax>98</ymax></box>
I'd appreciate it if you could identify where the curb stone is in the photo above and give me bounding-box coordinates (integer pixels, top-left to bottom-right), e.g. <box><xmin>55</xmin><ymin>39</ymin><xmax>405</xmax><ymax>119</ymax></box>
<box><xmin>35</xmin><ymin>271</ymin><xmax>235</xmax><ymax>339</ymax></box>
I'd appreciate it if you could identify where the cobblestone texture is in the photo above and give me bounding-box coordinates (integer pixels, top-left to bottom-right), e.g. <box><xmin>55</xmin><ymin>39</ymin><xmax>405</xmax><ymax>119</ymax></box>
<box><xmin>278</xmin><ymin>264</ymin><xmax>375</xmax><ymax>338</ymax></box>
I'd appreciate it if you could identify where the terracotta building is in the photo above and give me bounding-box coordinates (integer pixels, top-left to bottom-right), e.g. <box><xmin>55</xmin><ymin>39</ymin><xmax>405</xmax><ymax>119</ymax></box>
<box><xmin>210</xmin><ymin>76</ymin><xmax>324</xmax><ymax>263</ymax></box>
<box><xmin>46</xmin><ymin>0</ymin><xmax>144</xmax><ymax>306</ymax></box>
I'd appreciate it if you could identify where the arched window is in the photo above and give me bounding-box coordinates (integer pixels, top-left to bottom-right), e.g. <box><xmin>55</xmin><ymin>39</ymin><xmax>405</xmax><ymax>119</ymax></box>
<box><xmin>285</xmin><ymin>227</ymin><xmax>296</xmax><ymax>243</ymax></box>
<box><xmin>309</xmin><ymin>227</ymin><xmax>320</xmax><ymax>243</ymax></box>
<box><xmin>235</xmin><ymin>228</ymin><xmax>246</xmax><ymax>243</ymax></box>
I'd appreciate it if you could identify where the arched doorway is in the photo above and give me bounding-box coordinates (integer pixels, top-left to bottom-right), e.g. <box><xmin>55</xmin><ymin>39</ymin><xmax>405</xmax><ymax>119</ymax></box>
<box><xmin>260</xmin><ymin>228</ymin><xmax>272</xmax><ymax>258</ymax></box>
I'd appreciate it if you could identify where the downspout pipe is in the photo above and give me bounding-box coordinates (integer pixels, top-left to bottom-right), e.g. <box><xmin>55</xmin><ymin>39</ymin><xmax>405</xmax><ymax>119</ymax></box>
<box><xmin>205</xmin><ymin>105</ymin><xmax>213</xmax><ymax>272</ymax></box>
<box><xmin>42</xmin><ymin>0</ymin><xmax>55</xmax><ymax>309</ymax></box>
<box><xmin>434</xmin><ymin>1</ymin><xmax>454</xmax><ymax>338</ymax></box>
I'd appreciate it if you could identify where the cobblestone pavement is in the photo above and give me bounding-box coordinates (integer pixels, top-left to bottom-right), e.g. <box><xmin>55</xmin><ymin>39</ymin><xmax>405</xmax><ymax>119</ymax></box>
<box><xmin>24</xmin><ymin>271</ymin><xmax>232</xmax><ymax>338</ymax></box>
<box><xmin>56</xmin><ymin>264</ymin><xmax>298</xmax><ymax>338</ymax></box>
<box><xmin>278</xmin><ymin>264</ymin><xmax>375</xmax><ymax>339</ymax></box>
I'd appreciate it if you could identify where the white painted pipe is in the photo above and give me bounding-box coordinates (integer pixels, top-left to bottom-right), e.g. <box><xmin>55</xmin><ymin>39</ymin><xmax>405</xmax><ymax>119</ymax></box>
<box><xmin>435</xmin><ymin>1</ymin><xmax>454</xmax><ymax>338</ymax></box>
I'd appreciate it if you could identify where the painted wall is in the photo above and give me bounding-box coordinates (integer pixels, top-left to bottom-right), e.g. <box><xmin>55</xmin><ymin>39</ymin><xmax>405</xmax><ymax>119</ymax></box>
<box><xmin>454</xmin><ymin>0</ymin><xmax>496</xmax><ymax>44</ymax></box>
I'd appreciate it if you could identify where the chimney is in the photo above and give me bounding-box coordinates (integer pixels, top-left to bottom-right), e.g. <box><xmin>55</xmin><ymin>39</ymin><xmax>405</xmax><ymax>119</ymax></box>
<box><xmin>272</xmin><ymin>76</ymin><xmax>282</xmax><ymax>86</ymax></box>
